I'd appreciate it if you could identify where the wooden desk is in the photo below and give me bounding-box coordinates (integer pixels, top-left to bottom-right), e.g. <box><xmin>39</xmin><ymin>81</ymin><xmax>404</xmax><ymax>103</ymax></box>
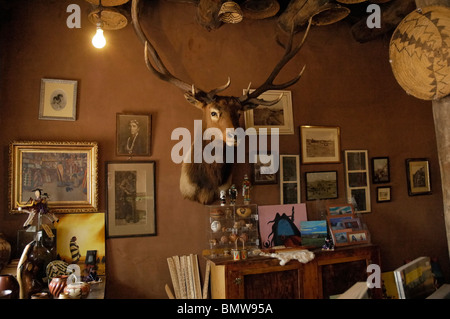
<box><xmin>208</xmin><ymin>244</ymin><xmax>381</xmax><ymax>299</ymax></box>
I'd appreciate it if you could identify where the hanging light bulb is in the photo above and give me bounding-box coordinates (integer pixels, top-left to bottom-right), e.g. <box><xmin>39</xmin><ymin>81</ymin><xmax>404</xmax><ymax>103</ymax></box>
<box><xmin>92</xmin><ymin>24</ymin><xmax>106</xmax><ymax>49</ymax></box>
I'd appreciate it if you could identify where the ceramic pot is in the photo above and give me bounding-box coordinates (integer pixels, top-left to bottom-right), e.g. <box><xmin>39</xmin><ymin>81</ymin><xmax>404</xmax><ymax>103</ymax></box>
<box><xmin>48</xmin><ymin>275</ymin><xmax>68</xmax><ymax>299</ymax></box>
<box><xmin>0</xmin><ymin>275</ymin><xmax>20</xmax><ymax>299</ymax></box>
<box><xmin>0</xmin><ymin>233</ymin><xmax>11</xmax><ymax>272</ymax></box>
<box><xmin>64</xmin><ymin>281</ymin><xmax>90</xmax><ymax>299</ymax></box>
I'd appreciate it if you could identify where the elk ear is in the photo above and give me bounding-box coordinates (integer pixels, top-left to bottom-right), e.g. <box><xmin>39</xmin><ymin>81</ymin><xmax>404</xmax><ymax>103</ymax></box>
<box><xmin>184</xmin><ymin>92</ymin><xmax>205</xmax><ymax>110</ymax></box>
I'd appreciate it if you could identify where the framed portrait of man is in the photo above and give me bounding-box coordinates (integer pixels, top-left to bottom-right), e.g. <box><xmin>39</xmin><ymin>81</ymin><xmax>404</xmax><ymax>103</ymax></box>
<box><xmin>116</xmin><ymin>113</ymin><xmax>152</xmax><ymax>156</ymax></box>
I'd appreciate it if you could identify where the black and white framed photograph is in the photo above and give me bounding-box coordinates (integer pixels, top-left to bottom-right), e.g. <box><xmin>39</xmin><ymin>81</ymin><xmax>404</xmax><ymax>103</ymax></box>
<box><xmin>280</xmin><ymin>155</ymin><xmax>300</xmax><ymax>204</ymax></box>
<box><xmin>116</xmin><ymin>113</ymin><xmax>152</xmax><ymax>156</ymax></box>
<box><xmin>244</xmin><ymin>90</ymin><xmax>294</xmax><ymax>135</ymax></box>
<box><xmin>406</xmin><ymin>158</ymin><xmax>431</xmax><ymax>196</ymax></box>
<box><xmin>39</xmin><ymin>78</ymin><xmax>78</xmax><ymax>121</ymax></box>
<box><xmin>106</xmin><ymin>161</ymin><xmax>156</xmax><ymax>238</ymax></box>
<box><xmin>300</xmin><ymin>126</ymin><xmax>341</xmax><ymax>164</ymax></box>
<box><xmin>305</xmin><ymin>171</ymin><xmax>338</xmax><ymax>201</ymax></box>
<box><xmin>377</xmin><ymin>186</ymin><xmax>392</xmax><ymax>202</ymax></box>
<box><xmin>372</xmin><ymin>157</ymin><xmax>390</xmax><ymax>184</ymax></box>
<box><xmin>251</xmin><ymin>153</ymin><xmax>278</xmax><ymax>185</ymax></box>
<box><xmin>345</xmin><ymin>150</ymin><xmax>371</xmax><ymax>213</ymax></box>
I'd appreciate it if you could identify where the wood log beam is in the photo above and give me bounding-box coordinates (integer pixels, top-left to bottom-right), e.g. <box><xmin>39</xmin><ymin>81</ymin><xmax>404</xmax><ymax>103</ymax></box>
<box><xmin>414</xmin><ymin>0</ymin><xmax>450</xmax><ymax>266</ymax></box>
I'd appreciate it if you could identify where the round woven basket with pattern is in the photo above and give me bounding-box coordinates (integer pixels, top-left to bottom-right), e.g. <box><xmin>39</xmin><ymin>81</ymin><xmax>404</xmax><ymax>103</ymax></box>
<box><xmin>389</xmin><ymin>6</ymin><xmax>450</xmax><ymax>100</ymax></box>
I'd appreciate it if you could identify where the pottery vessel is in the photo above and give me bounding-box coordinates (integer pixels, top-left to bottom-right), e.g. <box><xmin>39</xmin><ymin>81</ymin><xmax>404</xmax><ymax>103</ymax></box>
<box><xmin>64</xmin><ymin>281</ymin><xmax>90</xmax><ymax>299</ymax></box>
<box><xmin>0</xmin><ymin>233</ymin><xmax>11</xmax><ymax>271</ymax></box>
<box><xmin>0</xmin><ymin>275</ymin><xmax>20</xmax><ymax>299</ymax></box>
<box><xmin>48</xmin><ymin>275</ymin><xmax>68</xmax><ymax>298</ymax></box>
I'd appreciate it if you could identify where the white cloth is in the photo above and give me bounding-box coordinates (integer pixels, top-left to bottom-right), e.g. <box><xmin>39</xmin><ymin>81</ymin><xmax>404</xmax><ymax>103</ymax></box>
<box><xmin>260</xmin><ymin>249</ymin><xmax>315</xmax><ymax>266</ymax></box>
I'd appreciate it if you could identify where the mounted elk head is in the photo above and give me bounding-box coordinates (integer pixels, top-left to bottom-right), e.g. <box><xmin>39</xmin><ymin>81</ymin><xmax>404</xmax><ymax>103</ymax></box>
<box><xmin>131</xmin><ymin>0</ymin><xmax>311</xmax><ymax>205</ymax></box>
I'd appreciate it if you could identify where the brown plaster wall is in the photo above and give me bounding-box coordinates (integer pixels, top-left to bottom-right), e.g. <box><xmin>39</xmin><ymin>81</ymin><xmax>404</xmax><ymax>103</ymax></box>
<box><xmin>0</xmin><ymin>0</ymin><xmax>448</xmax><ymax>298</ymax></box>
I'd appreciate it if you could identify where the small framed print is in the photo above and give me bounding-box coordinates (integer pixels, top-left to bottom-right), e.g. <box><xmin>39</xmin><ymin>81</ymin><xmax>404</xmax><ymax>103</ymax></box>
<box><xmin>327</xmin><ymin>204</ymin><xmax>354</xmax><ymax>217</ymax></box>
<box><xmin>280</xmin><ymin>155</ymin><xmax>300</xmax><ymax>204</ymax></box>
<box><xmin>251</xmin><ymin>153</ymin><xmax>278</xmax><ymax>185</ymax></box>
<box><xmin>345</xmin><ymin>150</ymin><xmax>371</xmax><ymax>213</ymax></box>
<box><xmin>377</xmin><ymin>186</ymin><xmax>391</xmax><ymax>202</ymax></box>
<box><xmin>406</xmin><ymin>158</ymin><xmax>431</xmax><ymax>196</ymax></box>
<box><xmin>244</xmin><ymin>90</ymin><xmax>294</xmax><ymax>135</ymax></box>
<box><xmin>116</xmin><ymin>113</ymin><xmax>152</xmax><ymax>156</ymax></box>
<box><xmin>347</xmin><ymin>230</ymin><xmax>369</xmax><ymax>244</ymax></box>
<box><xmin>300</xmin><ymin>126</ymin><xmax>341</xmax><ymax>164</ymax></box>
<box><xmin>372</xmin><ymin>157</ymin><xmax>390</xmax><ymax>184</ymax></box>
<box><xmin>39</xmin><ymin>78</ymin><xmax>78</xmax><ymax>121</ymax></box>
<box><xmin>305</xmin><ymin>171</ymin><xmax>338</xmax><ymax>201</ymax></box>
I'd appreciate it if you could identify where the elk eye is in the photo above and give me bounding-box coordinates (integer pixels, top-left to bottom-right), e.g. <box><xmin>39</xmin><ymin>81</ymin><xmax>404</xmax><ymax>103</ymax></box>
<box><xmin>211</xmin><ymin>111</ymin><xmax>218</xmax><ymax>117</ymax></box>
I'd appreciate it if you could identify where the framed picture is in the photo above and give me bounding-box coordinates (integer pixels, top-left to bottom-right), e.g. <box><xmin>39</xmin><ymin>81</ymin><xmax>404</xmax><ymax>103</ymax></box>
<box><xmin>372</xmin><ymin>157</ymin><xmax>390</xmax><ymax>184</ymax></box>
<box><xmin>327</xmin><ymin>204</ymin><xmax>354</xmax><ymax>216</ymax></box>
<box><xmin>39</xmin><ymin>78</ymin><xmax>77</xmax><ymax>121</ymax></box>
<box><xmin>328</xmin><ymin>215</ymin><xmax>354</xmax><ymax>231</ymax></box>
<box><xmin>251</xmin><ymin>153</ymin><xmax>278</xmax><ymax>185</ymax></box>
<box><xmin>341</xmin><ymin>217</ymin><xmax>362</xmax><ymax>230</ymax></box>
<box><xmin>332</xmin><ymin>229</ymin><xmax>352</xmax><ymax>247</ymax></box>
<box><xmin>116</xmin><ymin>113</ymin><xmax>152</xmax><ymax>156</ymax></box>
<box><xmin>347</xmin><ymin>230</ymin><xmax>369</xmax><ymax>244</ymax></box>
<box><xmin>377</xmin><ymin>186</ymin><xmax>392</xmax><ymax>202</ymax></box>
<box><xmin>244</xmin><ymin>90</ymin><xmax>294</xmax><ymax>135</ymax></box>
<box><xmin>305</xmin><ymin>171</ymin><xmax>338</xmax><ymax>200</ymax></box>
<box><xmin>300</xmin><ymin>126</ymin><xmax>341</xmax><ymax>164</ymax></box>
<box><xmin>406</xmin><ymin>158</ymin><xmax>431</xmax><ymax>196</ymax></box>
<box><xmin>345</xmin><ymin>150</ymin><xmax>371</xmax><ymax>213</ymax></box>
<box><xmin>9</xmin><ymin>141</ymin><xmax>98</xmax><ymax>213</ymax></box>
<box><xmin>106</xmin><ymin>161</ymin><xmax>156</xmax><ymax>238</ymax></box>
<box><xmin>280</xmin><ymin>155</ymin><xmax>300</xmax><ymax>204</ymax></box>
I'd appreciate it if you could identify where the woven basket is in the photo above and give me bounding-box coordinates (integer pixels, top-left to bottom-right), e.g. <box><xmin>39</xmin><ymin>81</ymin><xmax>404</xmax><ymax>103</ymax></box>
<box><xmin>85</xmin><ymin>0</ymin><xmax>129</xmax><ymax>6</ymax></box>
<box><xmin>88</xmin><ymin>7</ymin><xmax>129</xmax><ymax>30</ymax></box>
<box><xmin>218</xmin><ymin>1</ymin><xmax>243</xmax><ymax>24</ymax></box>
<box><xmin>389</xmin><ymin>6</ymin><xmax>450</xmax><ymax>100</ymax></box>
<box><xmin>241</xmin><ymin>0</ymin><xmax>280</xmax><ymax>20</ymax></box>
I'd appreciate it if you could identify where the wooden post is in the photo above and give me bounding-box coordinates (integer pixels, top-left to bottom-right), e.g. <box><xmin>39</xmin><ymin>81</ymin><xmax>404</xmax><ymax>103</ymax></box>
<box><xmin>414</xmin><ymin>0</ymin><xmax>450</xmax><ymax>258</ymax></box>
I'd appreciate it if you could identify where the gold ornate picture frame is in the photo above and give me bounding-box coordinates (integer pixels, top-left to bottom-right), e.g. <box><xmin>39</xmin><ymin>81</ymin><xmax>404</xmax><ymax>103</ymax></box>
<box><xmin>9</xmin><ymin>141</ymin><xmax>98</xmax><ymax>213</ymax></box>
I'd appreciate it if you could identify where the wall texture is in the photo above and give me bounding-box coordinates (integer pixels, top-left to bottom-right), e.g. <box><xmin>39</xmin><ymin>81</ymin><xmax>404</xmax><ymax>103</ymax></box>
<box><xmin>0</xmin><ymin>0</ymin><xmax>448</xmax><ymax>298</ymax></box>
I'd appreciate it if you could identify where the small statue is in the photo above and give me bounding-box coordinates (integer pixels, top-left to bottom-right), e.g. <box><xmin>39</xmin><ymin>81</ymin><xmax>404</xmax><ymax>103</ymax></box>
<box><xmin>322</xmin><ymin>235</ymin><xmax>335</xmax><ymax>251</ymax></box>
<box><xmin>228</xmin><ymin>184</ymin><xmax>237</xmax><ymax>205</ymax></box>
<box><xmin>219</xmin><ymin>190</ymin><xmax>226</xmax><ymax>206</ymax></box>
<box><xmin>242</xmin><ymin>174</ymin><xmax>251</xmax><ymax>204</ymax></box>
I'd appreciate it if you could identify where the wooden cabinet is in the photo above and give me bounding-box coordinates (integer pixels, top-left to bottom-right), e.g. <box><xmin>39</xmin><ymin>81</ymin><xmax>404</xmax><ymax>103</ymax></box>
<box><xmin>208</xmin><ymin>244</ymin><xmax>381</xmax><ymax>299</ymax></box>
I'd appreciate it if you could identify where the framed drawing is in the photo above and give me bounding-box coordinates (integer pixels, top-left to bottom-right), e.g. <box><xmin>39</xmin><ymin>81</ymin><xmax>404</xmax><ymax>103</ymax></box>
<box><xmin>345</xmin><ymin>150</ymin><xmax>371</xmax><ymax>213</ymax></box>
<box><xmin>244</xmin><ymin>90</ymin><xmax>294</xmax><ymax>135</ymax></box>
<box><xmin>39</xmin><ymin>78</ymin><xmax>77</xmax><ymax>121</ymax></box>
<box><xmin>280</xmin><ymin>155</ymin><xmax>300</xmax><ymax>204</ymax></box>
<box><xmin>9</xmin><ymin>141</ymin><xmax>98</xmax><ymax>213</ymax></box>
<box><xmin>106</xmin><ymin>161</ymin><xmax>156</xmax><ymax>238</ymax></box>
<box><xmin>300</xmin><ymin>126</ymin><xmax>341</xmax><ymax>164</ymax></box>
<box><xmin>377</xmin><ymin>186</ymin><xmax>392</xmax><ymax>202</ymax></box>
<box><xmin>372</xmin><ymin>157</ymin><xmax>390</xmax><ymax>184</ymax></box>
<box><xmin>251</xmin><ymin>153</ymin><xmax>278</xmax><ymax>185</ymax></box>
<box><xmin>305</xmin><ymin>171</ymin><xmax>338</xmax><ymax>200</ymax></box>
<box><xmin>406</xmin><ymin>158</ymin><xmax>431</xmax><ymax>196</ymax></box>
<box><xmin>116</xmin><ymin>113</ymin><xmax>152</xmax><ymax>156</ymax></box>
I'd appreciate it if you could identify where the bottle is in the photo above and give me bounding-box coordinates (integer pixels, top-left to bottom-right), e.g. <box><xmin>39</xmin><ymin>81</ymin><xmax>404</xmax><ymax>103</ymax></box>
<box><xmin>28</xmin><ymin>231</ymin><xmax>52</xmax><ymax>287</ymax></box>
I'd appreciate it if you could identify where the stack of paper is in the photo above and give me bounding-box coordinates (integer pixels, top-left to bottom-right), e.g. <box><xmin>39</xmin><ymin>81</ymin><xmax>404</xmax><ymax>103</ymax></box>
<box><xmin>166</xmin><ymin>254</ymin><xmax>210</xmax><ymax>299</ymax></box>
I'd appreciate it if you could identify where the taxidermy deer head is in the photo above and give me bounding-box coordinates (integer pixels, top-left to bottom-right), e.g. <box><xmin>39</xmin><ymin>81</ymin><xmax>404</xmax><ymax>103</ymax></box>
<box><xmin>131</xmin><ymin>0</ymin><xmax>311</xmax><ymax>205</ymax></box>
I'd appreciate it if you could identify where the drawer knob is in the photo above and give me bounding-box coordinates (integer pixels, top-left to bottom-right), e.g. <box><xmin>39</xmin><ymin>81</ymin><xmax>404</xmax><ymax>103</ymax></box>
<box><xmin>234</xmin><ymin>277</ymin><xmax>242</xmax><ymax>285</ymax></box>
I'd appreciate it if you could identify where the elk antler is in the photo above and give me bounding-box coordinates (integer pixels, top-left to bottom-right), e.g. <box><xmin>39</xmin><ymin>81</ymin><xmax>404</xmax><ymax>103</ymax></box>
<box><xmin>239</xmin><ymin>18</ymin><xmax>312</xmax><ymax>109</ymax></box>
<box><xmin>131</xmin><ymin>0</ymin><xmax>229</xmax><ymax>103</ymax></box>
<box><xmin>131</xmin><ymin>0</ymin><xmax>311</xmax><ymax>109</ymax></box>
